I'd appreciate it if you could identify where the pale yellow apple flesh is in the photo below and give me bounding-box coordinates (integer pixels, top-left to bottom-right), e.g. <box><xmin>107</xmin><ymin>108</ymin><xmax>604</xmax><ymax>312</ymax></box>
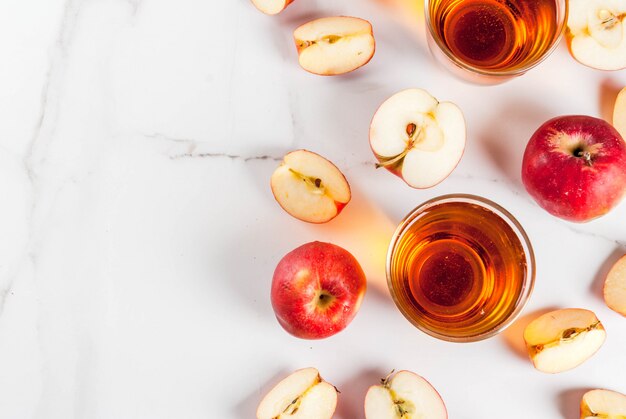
<box><xmin>614</xmin><ymin>87</ymin><xmax>626</xmax><ymax>139</ymax></box>
<box><xmin>257</xmin><ymin>368</ymin><xmax>338</xmax><ymax>419</ymax></box>
<box><xmin>271</xmin><ymin>150</ymin><xmax>350</xmax><ymax>223</ymax></box>
<box><xmin>567</xmin><ymin>0</ymin><xmax>626</xmax><ymax>70</ymax></box>
<box><xmin>523</xmin><ymin>308</ymin><xmax>606</xmax><ymax>373</ymax></box>
<box><xmin>604</xmin><ymin>254</ymin><xmax>626</xmax><ymax>316</ymax></box>
<box><xmin>251</xmin><ymin>0</ymin><xmax>293</xmax><ymax>15</ymax></box>
<box><xmin>294</xmin><ymin>17</ymin><xmax>375</xmax><ymax>75</ymax></box>
<box><xmin>581</xmin><ymin>389</ymin><xmax>626</xmax><ymax>419</ymax></box>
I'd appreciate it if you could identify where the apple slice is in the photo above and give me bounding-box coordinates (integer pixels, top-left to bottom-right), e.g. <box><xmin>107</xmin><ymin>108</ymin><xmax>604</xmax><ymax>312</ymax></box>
<box><xmin>614</xmin><ymin>87</ymin><xmax>626</xmax><ymax>139</ymax></box>
<box><xmin>370</xmin><ymin>89</ymin><xmax>466</xmax><ymax>189</ymax></box>
<box><xmin>364</xmin><ymin>370</ymin><xmax>447</xmax><ymax>419</ymax></box>
<box><xmin>257</xmin><ymin>368</ymin><xmax>338</xmax><ymax>419</ymax></box>
<box><xmin>567</xmin><ymin>0</ymin><xmax>626</xmax><ymax>70</ymax></box>
<box><xmin>604</xmin><ymin>254</ymin><xmax>626</xmax><ymax>316</ymax></box>
<box><xmin>523</xmin><ymin>308</ymin><xmax>606</xmax><ymax>374</ymax></box>
<box><xmin>270</xmin><ymin>150</ymin><xmax>350</xmax><ymax>223</ymax></box>
<box><xmin>251</xmin><ymin>0</ymin><xmax>294</xmax><ymax>15</ymax></box>
<box><xmin>294</xmin><ymin>16</ymin><xmax>375</xmax><ymax>76</ymax></box>
<box><xmin>581</xmin><ymin>389</ymin><xmax>626</xmax><ymax>419</ymax></box>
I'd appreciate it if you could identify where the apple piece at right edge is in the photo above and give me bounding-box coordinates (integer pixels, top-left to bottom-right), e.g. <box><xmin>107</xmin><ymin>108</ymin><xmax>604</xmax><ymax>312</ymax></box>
<box><xmin>614</xmin><ymin>87</ymin><xmax>626</xmax><ymax>139</ymax></box>
<box><xmin>251</xmin><ymin>0</ymin><xmax>294</xmax><ymax>15</ymax></box>
<box><xmin>604</xmin><ymin>254</ymin><xmax>626</xmax><ymax>316</ymax></box>
<box><xmin>581</xmin><ymin>389</ymin><xmax>626</xmax><ymax>419</ymax></box>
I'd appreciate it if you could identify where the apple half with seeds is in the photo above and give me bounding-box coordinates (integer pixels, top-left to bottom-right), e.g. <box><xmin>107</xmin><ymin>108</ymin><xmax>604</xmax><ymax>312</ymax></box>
<box><xmin>257</xmin><ymin>368</ymin><xmax>337</xmax><ymax>419</ymax></box>
<box><xmin>581</xmin><ymin>389</ymin><xmax>626</xmax><ymax>418</ymax></box>
<box><xmin>370</xmin><ymin>89</ymin><xmax>466</xmax><ymax>189</ymax></box>
<box><xmin>294</xmin><ymin>16</ymin><xmax>375</xmax><ymax>76</ymax></box>
<box><xmin>523</xmin><ymin>308</ymin><xmax>606</xmax><ymax>374</ymax></box>
<box><xmin>364</xmin><ymin>370</ymin><xmax>447</xmax><ymax>419</ymax></box>
<box><xmin>604</xmin><ymin>254</ymin><xmax>626</xmax><ymax>316</ymax></box>
<box><xmin>271</xmin><ymin>150</ymin><xmax>350</xmax><ymax>223</ymax></box>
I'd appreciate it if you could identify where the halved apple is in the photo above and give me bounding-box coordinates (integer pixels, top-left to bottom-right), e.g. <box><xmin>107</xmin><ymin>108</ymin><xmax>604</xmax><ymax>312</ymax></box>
<box><xmin>567</xmin><ymin>0</ymin><xmax>626</xmax><ymax>70</ymax></box>
<box><xmin>364</xmin><ymin>370</ymin><xmax>447</xmax><ymax>419</ymax></box>
<box><xmin>251</xmin><ymin>0</ymin><xmax>294</xmax><ymax>15</ymax></box>
<box><xmin>523</xmin><ymin>308</ymin><xmax>606</xmax><ymax>374</ymax></box>
<box><xmin>370</xmin><ymin>89</ymin><xmax>466</xmax><ymax>189</ymax></box>
<box><xmin>257</xmin><ymin>368</ymin><xmax>338</xmax><ymax>419</ymax></box>
<box><xmin>604</xmin><ymin>254</ymin><xmax>626</xmax><ymax>316</ymax></box>
<box><xmin>271</xmin><ymin>150</ymin><xmax>350</xmax><ymax>223</ymax></box>
<box><xmin>581</xmin><ymin>389</ymin><xmax>626</xmax><ymax>418</ymax></box>
<box><xmin>294</xmin><ymin>16</ymin><xmax>375</xmax><ymax>76</ymax></box>
<box><xmin>614</xmin><ymin>87</ymin><xmax>626</xmax><ymax>139</ymax></box>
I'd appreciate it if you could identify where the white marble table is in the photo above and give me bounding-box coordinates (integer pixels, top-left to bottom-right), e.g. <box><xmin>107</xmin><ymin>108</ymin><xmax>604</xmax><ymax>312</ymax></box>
<box><xmin>1</xmin><ymin>0</ymin><xmax>625</xmax><ymax>418</ymax></box>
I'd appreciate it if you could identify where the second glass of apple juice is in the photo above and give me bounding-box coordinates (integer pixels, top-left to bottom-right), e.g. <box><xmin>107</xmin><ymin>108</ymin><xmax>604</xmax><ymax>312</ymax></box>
<box><xmin>387</xmin><ymin>195</ymin><xmax>535</xmax><ymax>342</ymax></box>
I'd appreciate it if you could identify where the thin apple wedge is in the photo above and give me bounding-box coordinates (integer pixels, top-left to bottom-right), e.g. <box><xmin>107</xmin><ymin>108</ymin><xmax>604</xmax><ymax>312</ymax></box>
<box><xmin>523</xmin><ymin>308</ymin><xmax>606</xmax><ymax>374</ymax></box>
<box><xmin>270</xmin><ymin>150</ymin><xmax>350</xmax><ymax>223</ymax></box>
<box><xmin>364</xmin><ymin>370</ymin><xmax>447</xmax><ymax>419</ymax></box>
<box><xmin>604</xmin><ymin>254</ymin><xmax>626</xmax><ymax>316</ymax></box>
<box><xmin>614</xmin><ymin>87</ymin><xmax>626</xmax><ymax>139</ymax></box>
<box><xmin>294</xmin><ymin>16</ymin><xmax>375</xmax><ymax>75</ymax></box>
<box><xmin>251</xmin><ymin>0</ymin><xmax>294</xmax><ymax>15</ymax></box>
<box><xmin>257</xmin><ymin>368</ymin><xmax>338</xmax><ymax>419</ymax></box>
<box><xmin>581</xmin><ymin>389</ymin><xmax>626</xmax><ymax>418</ymax></box>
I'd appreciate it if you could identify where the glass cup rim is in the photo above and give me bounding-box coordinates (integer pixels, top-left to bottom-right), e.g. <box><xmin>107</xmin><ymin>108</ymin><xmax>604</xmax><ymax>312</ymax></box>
<box><xmin>386</xmin><ymin>194</ymin><xmax>536</xmax><ymax>343</ymax></box>
<box><xmin>423</xmin><ymin>0</ymin><xmax>569</xmax><ymax>78</ymax></box>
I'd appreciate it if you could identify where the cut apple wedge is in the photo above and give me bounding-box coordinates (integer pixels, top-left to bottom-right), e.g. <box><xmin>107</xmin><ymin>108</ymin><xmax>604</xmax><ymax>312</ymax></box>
<box><xmin>567</xmin><ymin>0</ymin><xmax>626</xmax><ymax>70</ymax></box>
<box><xmin>251</xmin><ymin>0</ymin><xmax>294</xmax><ymax>15</ymax></box>
<box><xmin>581</xmin><ymin>389</ymin><xmax>626</xmax><ymax>419</ymax></box>
<box><xmin>364</xmin><ymin>370</ymin><xmax>447</xmax><ymax>419</ymax></box>
<box><xmin>604</xmin><ymin>254</ymin><xmax>626</xmax><ymax>316</ymax></box>
<box><xmin>294</xmin><ymin>16</ymin><xmax>375</xmax><ymax>75</ymax></box>
<box><xmin>614</xmin><ymin>87</ymin><xmax>626</xmax><ymax>139</ymax></box>
<box><xmin>271</xmin><ymin>150</ymin><xmax>350</xmax><ymax>223</ymax></box>
<box><xmin>523</xmin><ymin>308</ymin><xmax>606</xmax><ymax>374</ymax></box>
<box><xmin>370</xmin><ymin>89</ymin><xmax>466</xmax><ymax>189</ymax></box>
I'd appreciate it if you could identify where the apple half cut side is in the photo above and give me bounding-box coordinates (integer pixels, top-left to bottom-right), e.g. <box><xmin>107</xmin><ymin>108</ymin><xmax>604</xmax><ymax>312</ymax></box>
<box><xmin>567</xmin><ymin>0</ymin><xmax>626</xmax><ymax>70</ymax></box>
<box><xmin>581</xmin><ymin>389</ymin><xmax>626</xmax><ymax>419</ymax></box>
<box><xmin>523</xmin><ymin>308</ymin><xmax>606</xmax><ymax>374</ymax></box>
<box><xmin>251</xmin><ymin>0</ymin><xmax>294</xmax><ymax>15</ymax></box>
<box><xmin>370</xmin><ymin>88</ymin><xmax>466</xmax><ymax>189</ymax></box>
<box><xmin>364</xmin><ymin>370</ymin><xmax>447</xmax><ymax>419</ymax></box>
<box><xmin>614</xmin><ymin>87</ymin><xmax>626</xmax><ymax>139</ymax></box>
<box><xmin>294</xmin><ymin>16</ymin><xmax>375</xmax><ymax>76</ymax></box>
<box><xmin>271</xmin><ymin>150</ymin><xmax>351</xmax><ymax>224</ymax></box>
<box><xmin>257</xmin><ymin>368</ymin><xmax>338</xmax><ymax>419</ymax></box>
<box><xmin>604</xmin><ymin>254</ymin><xmax>626</xmax><ymax>316</ymax></box>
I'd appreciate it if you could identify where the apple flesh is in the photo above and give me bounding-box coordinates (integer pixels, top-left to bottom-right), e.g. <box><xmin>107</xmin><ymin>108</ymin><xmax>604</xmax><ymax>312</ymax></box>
<box><xmin>271</xmin><ymin>150</ymin><xmax>351</xmax><ymax>224</ymax></box>
<box><xmin>523</xmin><ymin>308</ymin><xmax>606</xmax><ymax>374</ymax></box>
<box><xmin>251</xmin><ymin>0</ymin><xmax>294</xmax><ymax>15</ymax></box>
<box><xmin>369</xmin><ymin>88</ymin><xmax>466</xmax><ymax>189</ymax></box>
<box><xmin>271</xmin><ymin>241</ymin><xmax>366</xmax><ymax>339</ymax></box>
<box><xmin>604</xmin><ymin>254</ymin><xmax>626</xmax><ymax>317</ymax></box>
<box><xmin>522</xmin><ymin>115</ymin><xmax>626</xmax><ymax>222</ymax></box>
<box><xmin>294</xmin><ymin>16</ymin><xmax>375</xmax><ymax>76</ymax></box>
<box><xmin>614</xmin><ymin>87</ymin><xmax>626</xmax><ymax>139</ymax></box>
<box><xmin>364</xmin><ymin>370</ymin><xmax>447</xmax><ymax>419</ymax></box>
<box><xmin>257</xmin><ymin>368</ymin><xmax>338</xmax><ymax>419</ymax></box>
<box><xmin>581</xmin><ymin>389</ymin><xmax>626</xmax><ymax>419</ymax></box>
<box><xmin>567</xmin><ymin>0</ymin><xmax>626</xmax><ymax>70</ymax></box>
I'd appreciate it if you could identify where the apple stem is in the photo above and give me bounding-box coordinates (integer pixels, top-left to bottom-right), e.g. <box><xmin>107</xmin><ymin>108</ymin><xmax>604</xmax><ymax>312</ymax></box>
<box><xmin>575</xmin><ymin>149</ymin><xmax>593</xmax><ymax>166</ymax></box>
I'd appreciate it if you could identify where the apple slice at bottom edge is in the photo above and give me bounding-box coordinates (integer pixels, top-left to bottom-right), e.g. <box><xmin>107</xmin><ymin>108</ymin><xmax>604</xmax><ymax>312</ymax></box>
<box><xmin>270</xmin><ymin>149</ymin><xmax>351</xmax><ymax>223</ymax></box>
<box><xmin>364</xmin><ymin>370</ymin><xmax>447</xmax><ymax>418</ymax></box>
<box><xmin>256</xmin><ymin>367</ymin><xmax>337</xmax><ymax>419</ymax></box>
<box><xmin>581</xmin><ymin>389</ymin><xmax>626</xmax><ymax>418</ymax></box>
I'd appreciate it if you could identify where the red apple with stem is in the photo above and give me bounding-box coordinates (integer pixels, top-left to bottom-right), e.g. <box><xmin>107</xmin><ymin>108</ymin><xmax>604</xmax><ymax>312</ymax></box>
<box><xmin>522</xmin><ymin>115</ymin><xmax>626</xmax><ymax>222</ymax></box>
<box><xmin>271</xmin><ymin>242</ymin><xmax>366</xmax><ymax>339</ymax></box>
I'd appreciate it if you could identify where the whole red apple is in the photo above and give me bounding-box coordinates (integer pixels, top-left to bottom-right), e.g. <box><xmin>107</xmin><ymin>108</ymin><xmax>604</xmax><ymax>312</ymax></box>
<box><xmin>271</xmin><ymin>241</ymin><xmax>366</xmax><ymax>339</ymax></box>
<box><xmin>522</xmin><ymin>115</ymin><xmax>626</xmax><ymax>222</ymax></box>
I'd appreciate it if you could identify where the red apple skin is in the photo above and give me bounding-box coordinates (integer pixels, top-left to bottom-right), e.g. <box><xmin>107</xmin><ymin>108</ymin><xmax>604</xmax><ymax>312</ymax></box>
<box><xmin>522</xmin><ymin>115</ymin><xmax>626</xmax><ymax>222</ymax></box>
<box><xmin>271</xmin><ymin>242</ymin><xmax>366</xmax><ymax>339</ymax></box>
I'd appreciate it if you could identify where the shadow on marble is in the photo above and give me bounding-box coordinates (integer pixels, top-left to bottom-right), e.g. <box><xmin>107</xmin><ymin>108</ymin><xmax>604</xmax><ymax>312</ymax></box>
<box><xmin>233</xmin><ymin>367</ymin><xmax>290</xmax><ymax>418</ymax></box>
<box><xmin>479</xmin><ymin>101</ymin><xmax>550</xmax><ymax>191</ymax></box>
<box><xmin>590</xmin><ymin>246</ymin><xmax>626</xmax><ymax>302</ymax></box>
<box><xmin>501</xmin><ymin>306</ymin><xmax>558</xmax><ymax>361</ymax></box>
<box><xmin>335</xmin><ymin>368</ymin><xmax>387</xmax><ymax>419</ymax></box>
<box><xmin>599</xmin><ymin>78</ymin><xmax>622</xmax><ymax>123</ymax></box>
<box><xmin>557</xmin><ymin>388</ymin><xmax>593</xmax><ymax>419</ymax></box>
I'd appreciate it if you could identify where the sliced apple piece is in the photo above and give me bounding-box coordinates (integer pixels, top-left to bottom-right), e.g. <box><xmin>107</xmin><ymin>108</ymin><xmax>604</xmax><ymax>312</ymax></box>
<box><xmin>370</xmin><ymin>88</ymin><xmax>466</xmax><ymax>189</ymax></box>
<box><xmin>581</xmin><ymin>389</ymin><xmax>626</xmax><ymax>419</ymax></box>
<box><xmin>364</xmin><ymin>370</ymin><xmax>447</xmax><ymax>419</ymax></box>
<box><xmin>251</xmin><ymin>0</ymin><xmax>294</xmax><ymax>15</ymax></box>
<box><xmin>257</xmin><ymin>368</ymin><xmax>338</xmax><ymax>419</ymax></box>
<box><xmin>567</xmin><ymin>0</ymin><xmax>626</xmax><ymax>70</ymax></box>
<box><xmin>604</xmin><ymin>254</ymin><xmax>626</xmax><ymax>316</ymax></box>
<box><xmin>270</xmin><ymin>150</ymin><xmax>350</xmax><ymax>223</ymax></box>
<box><xmin>523</xmin><ymin>308</ymin><xmax>606</xmax><ymax>374</ymax></box>
<box><xmin>294</xmin><ymin>16</ymin><xmax>375</xmax><ymax>76</ymax></box>
<box><xmin>614</xmin><ymin>87</ymin><xmax>626</xmax><ymax>139</ymax></box>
